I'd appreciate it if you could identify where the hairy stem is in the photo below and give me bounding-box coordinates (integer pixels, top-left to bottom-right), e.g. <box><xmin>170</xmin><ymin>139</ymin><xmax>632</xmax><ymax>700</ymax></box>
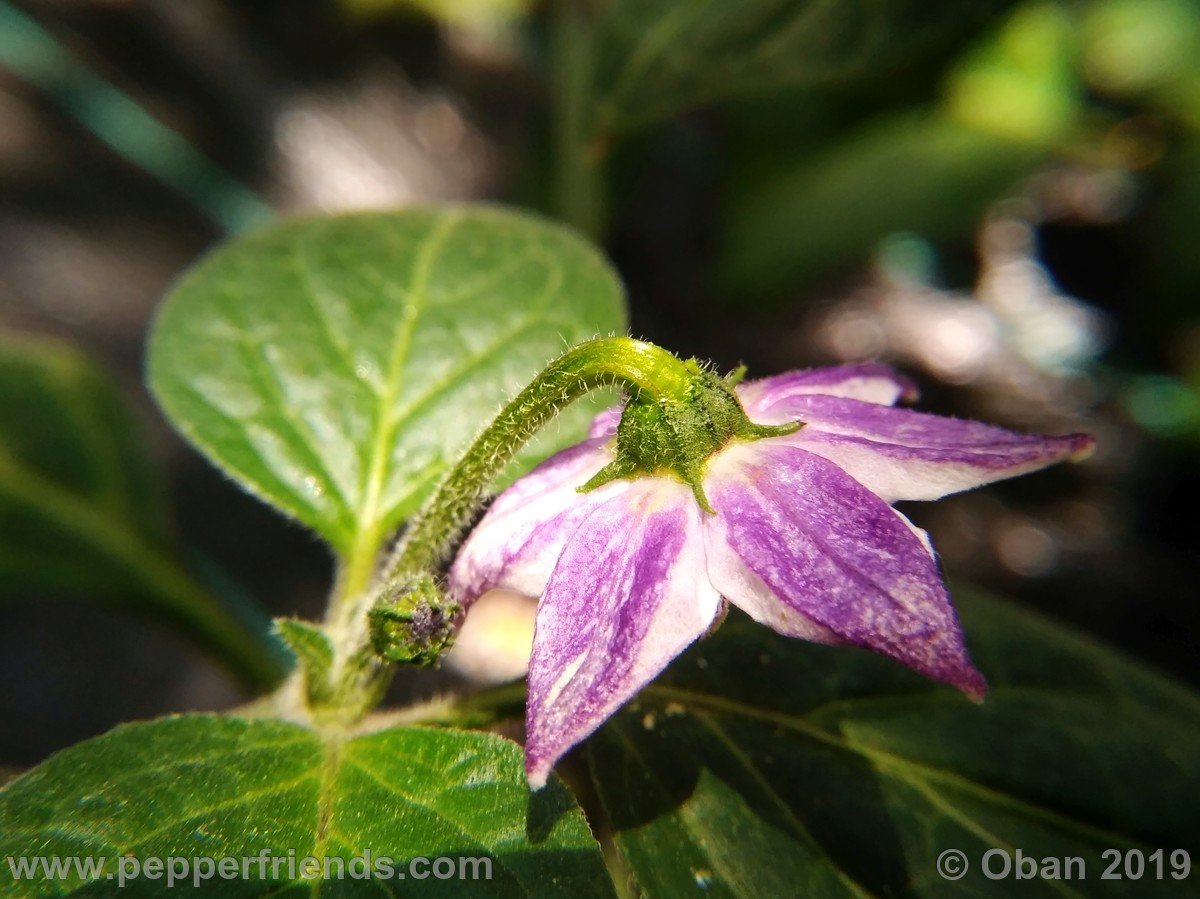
<box><xmin>325</xmin><ymin>337</ymin><xmax>693</xmax><ymax>687</ymax></box>
<box><xmin>391</xmin><ymin>337</ymin><xmax>689</xmax><ymax>577</ymax></box>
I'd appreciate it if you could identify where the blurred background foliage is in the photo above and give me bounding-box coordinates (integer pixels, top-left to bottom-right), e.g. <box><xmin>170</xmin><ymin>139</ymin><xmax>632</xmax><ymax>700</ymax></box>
<box><xmin>0</xmin><ymin>0</ymin><xmax>1196</xmax><ymax>766</ymax></box>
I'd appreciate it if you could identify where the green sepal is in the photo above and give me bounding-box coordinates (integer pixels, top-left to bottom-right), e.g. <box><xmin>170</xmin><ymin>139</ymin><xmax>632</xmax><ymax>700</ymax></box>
<box><xmin>581</xmin><ymin>364</ymin><xmax>802</xmax><ymax>510</ymax></box>
<box><xmin>741</xmin><ymin>420</ymin><xmax>804</xmax><ymax>441</ymax></box>
<box><xmin>723</xmin><ymin>363</ymin><xmax>749</xmax><ymax>387</ymax></box>
<box><xmin>275</xmin><ymin>618</ymin><xmax>385</xmax><ymax>723</ymax></box>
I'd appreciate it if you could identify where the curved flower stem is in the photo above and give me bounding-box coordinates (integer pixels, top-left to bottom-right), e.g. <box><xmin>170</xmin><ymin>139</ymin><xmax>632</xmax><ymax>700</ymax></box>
<box><xmin>324</xmin><ymin>337</ymin><xmax>694</xmax><ymax>690</ymax></box>
<box><xmin>391</xmin><ymin>337</ymin><xmax>690</xmax><ymax>578</ymax></box>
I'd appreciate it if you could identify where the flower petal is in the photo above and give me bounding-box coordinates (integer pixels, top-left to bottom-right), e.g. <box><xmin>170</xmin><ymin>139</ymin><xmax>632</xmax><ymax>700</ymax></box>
<box><xmin>703</xmin><ymin>515</ymin><xmax>840</xmax><ymax>643</ymax></box>
<box><xmin>448</xmin><ymin>437</ymin><xmax>618</xmax><ymax>606</ymax></box>
<box><xmin>776</xmin><ymin>395</ymin><xmax>1094</xmax><ymax>502</ymax></box>
<box><xmin>707</xmin><ymin>442</ymin><xmax>986</xmax><ymax>695</ymax></box>
<box><xmin>525</xmin><ymin>479</ymin><xmax>721</xmax><ymax>788</ymax></box>
<box><xmin>737</xmin><ymin>362</ymin><xmax>918</xmax><ymax>423</ymax></box>
<box><xmin>588</xmin><ymin>405</ymin><xmax>622</xmax><ymax>439</ymax></box>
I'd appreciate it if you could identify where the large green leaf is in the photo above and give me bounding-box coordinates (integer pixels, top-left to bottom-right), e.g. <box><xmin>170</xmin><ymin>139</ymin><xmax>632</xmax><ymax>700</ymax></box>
<box><xmin>589</xmin><ymin>590</ymin><xmax>1200</xmax><ymax>896</ymax></box>
<box><xmin>0</xmin><ymin>333</ymin><xmax>284</xmax><ymax>689</ymax></box>
<box><xmin>589</xmin><ymin>0</ymin><xmax>1015</xmax><ymax>135</ymax></box>
<box><xmin>0</xmin><ymin>715</ymin><xmax>614</xmax><ymax>897</ymax></box>
<box><xmin>716</xmin><ymin>113</ymin><xmax>1044</xmax><ymax>300</ymax></box>
<box><xmin>147</xmin><ymin>207</ymin><xmax>626</xmax><ymax>560</ymax></box>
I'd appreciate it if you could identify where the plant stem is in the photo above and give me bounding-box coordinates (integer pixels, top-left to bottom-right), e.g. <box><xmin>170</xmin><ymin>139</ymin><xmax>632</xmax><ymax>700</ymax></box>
<box><xmin>337</xmin><ymin>522</ymin><xmax>386</xmax><ymax>615</ymax></box>
<box><xmin>552</xmin><ymin>0</ymin><xmax>603</xmax><ymax>238</ymax></box>
<box><xmin>390</xmin><ymin>337</ymin><xmax>689</xmax><ymax>577</ymax></box>
<box><xmin>0</xmin><ymin>2</ymin><xmax>271</xmax><ymax>233</ymax></box>
<box><xmin>325</xmin><ymin>338</ymin><xmax>694</xmax><ymax>682</ymax></box>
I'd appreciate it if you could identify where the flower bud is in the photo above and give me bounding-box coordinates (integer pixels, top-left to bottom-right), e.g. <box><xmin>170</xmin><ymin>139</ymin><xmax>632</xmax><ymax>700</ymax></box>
<box><xmin>369</xmin><ymin>573</ymin><xmax>462</xmax><ymax>667</ymax></box>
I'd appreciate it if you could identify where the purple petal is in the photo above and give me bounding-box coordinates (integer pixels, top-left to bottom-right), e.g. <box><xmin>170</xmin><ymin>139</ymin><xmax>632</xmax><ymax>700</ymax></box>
<box><xmin>593</xmin><ymin>363</ymin><xmax>913</xmax><ymax>437</ymax></box>
<box><xmin>448</xmin><ymin>437</ymin><xmax>618</xmax><ymax>606</ymax></box>
<box><xmin>525</xmin><ymin>480</ymin><xmax>720</xmax><ymax>788</ymax></box>
<box><xmin>707</xmin><ymin>442</ymin><xmax>986</xmax><ymax>696</ymax></box>
<box><xmin>588</xmin><ymin>405</ymin><xmax>622</xmax><ymax>439</ymax></box>
<box><xmin>774</xmin><ymin>395</ymin><xmax>1094</xmax><ymax>502</ymax></box>
<box><xmin>703</xmin><ymin>517</ymin><xmax>841</xmax><ymax>643</ymax></box>
<box><xmin>737</xmin><ymin>362</ymin><xmax>919</xmax><ymax>424</ymax></box>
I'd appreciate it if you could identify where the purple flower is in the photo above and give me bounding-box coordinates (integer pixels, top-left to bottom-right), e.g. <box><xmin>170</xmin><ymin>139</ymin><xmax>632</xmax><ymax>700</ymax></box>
<box><xmin>449</xmin><ymin>363</ymin><xmax>1093</xmax><ymax>787</ymax></box>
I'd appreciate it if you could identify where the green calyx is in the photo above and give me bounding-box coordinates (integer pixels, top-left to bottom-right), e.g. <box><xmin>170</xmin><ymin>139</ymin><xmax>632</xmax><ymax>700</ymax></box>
<box><xmin>348</xmin><ymin>338</ymin><xmax>787</xmax><ymax>686</ymax></box>
<box><xmin>581</xmin><ymin>361</ymin><xmax>800</xmax><ymax>511</ymax></box>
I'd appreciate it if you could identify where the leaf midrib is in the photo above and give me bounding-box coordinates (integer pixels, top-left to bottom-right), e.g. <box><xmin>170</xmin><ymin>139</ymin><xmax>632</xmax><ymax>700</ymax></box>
<box><xmin>262</xmin><ymin>727</ymin><xmax>556</xmax><ymax>898</ymax></box>
<box><xmin>694</xmin><ymin>707</ymin><xmax>1090</xmax><ymax>899</ymax></box>
<box><xmin>687</xmin><ymin>713</ymin><xmax>876</xmax><ymax>899</ymax></box>
<box><xmin>42</xmin><ymin>360</ymin><xmax>140</xmax><ymax>526</ymax></box>
<box><xmin>309</xmin><ymin>735</ymin><xmax>343</xmax><ymax>898</ymax></box>
<box><xmin>349</xmin><ymin>211</ymin><xmax>461</xmax><ymax>569</ymax></box>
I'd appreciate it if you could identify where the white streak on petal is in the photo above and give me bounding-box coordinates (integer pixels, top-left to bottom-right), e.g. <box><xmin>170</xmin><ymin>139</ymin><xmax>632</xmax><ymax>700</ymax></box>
<box><xmin>767</xmin><ymin>395</ymin><xmax>1093</xmax><ymax>503</ymax></box>
<box><xmin>895</xmin><ymin>508</ymin><xmax>936</xmax><ymax>559</ymax></box>
<box><xmin>525</xmin><ymin>479</ymin><xmax>719</xmax><ymax>788</ymax></box>
<box><xmin>705</xmin><ymin>442</ymin><xmax>986</xmax><ymax>697</ymax></box>
<box><xmin>736</xmin><ymin>362</ymin><xmax>918</xmax><ymax>425</ymax></box>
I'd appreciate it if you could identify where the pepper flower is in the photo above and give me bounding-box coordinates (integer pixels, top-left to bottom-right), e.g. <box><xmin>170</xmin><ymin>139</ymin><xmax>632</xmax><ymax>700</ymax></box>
<box><xmin>448</xmin><ymin>362</ymin><xmax>1093</xmax><ymax>787</ymax></box>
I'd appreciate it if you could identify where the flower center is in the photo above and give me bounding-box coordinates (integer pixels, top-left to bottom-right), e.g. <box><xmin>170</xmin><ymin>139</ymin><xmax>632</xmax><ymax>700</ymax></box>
<box><xmin>580</xmin><ymin>362</ymin><xmax>799</xmax><ymax>511</ymax></box>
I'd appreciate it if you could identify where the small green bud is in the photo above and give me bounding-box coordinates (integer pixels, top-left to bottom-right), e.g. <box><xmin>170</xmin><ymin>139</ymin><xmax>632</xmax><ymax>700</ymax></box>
<box><xmin>369</xmin><ymin>573</ymin><xmax>462</xmax><ymax>667</ymax></box>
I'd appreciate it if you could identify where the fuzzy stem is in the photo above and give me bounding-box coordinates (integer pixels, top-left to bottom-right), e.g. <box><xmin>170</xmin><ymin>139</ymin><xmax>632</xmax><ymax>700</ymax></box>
<box><xmin>327</xmin><ymin>337</ymin><xmax>692</xmax><ymax>674</ymax></box>
<box><xmin>393</xmin><ymin>337</ymin><xmax>689</xmax><ymax>577</ymax></box>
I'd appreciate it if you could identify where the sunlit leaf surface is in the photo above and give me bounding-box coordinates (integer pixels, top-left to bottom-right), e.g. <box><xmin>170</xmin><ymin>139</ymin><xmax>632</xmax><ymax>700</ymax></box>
<box><xmin>0</xmin><ymin>717</ymin><xmax>614</xmax><ymax>897</ymax></box>
<box><xmin>148</xmin><ymin>208</ymin><xmax>626</xmax><ymax>558</ymax></box>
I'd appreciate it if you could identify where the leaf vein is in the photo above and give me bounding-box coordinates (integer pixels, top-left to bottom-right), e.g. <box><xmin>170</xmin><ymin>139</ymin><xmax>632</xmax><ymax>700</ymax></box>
<box><xmin>644</xmin><ymin>685</ymin><xmax>1156</xmax><ymax>851</ymax></box>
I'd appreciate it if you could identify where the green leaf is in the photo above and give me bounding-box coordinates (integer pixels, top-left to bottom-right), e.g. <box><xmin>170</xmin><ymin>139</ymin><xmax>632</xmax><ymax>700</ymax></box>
<box><xmin>717</xmin><ymin>112</ymin><xmax>1044</xmax><ymax>301</ymax></box>
<box><xmin>340</xmin><ymin>0</ymin><xmax>532</xmax><ymax>27</ymax></box>
<box><xmin>589</xmin><ymin>590</ymin><xmax>1200</xmax><ymax>897</ymax></box>
<box><xmin>589</xmin><ymin>0</ymin><xmax>1015</xmax><ymax>135</ymax></box>
<box><xmin>147</xmin><ymin>207</ymin><xmax>627</xmax><ymax>565</ymax></box>
<box><xmin>0</xmin><ymin>715</ymin><xmax>615</xmax><ymax>897</ymax></box>
<box><xmin>276</xmin><ymin>618</ymin><xmax>336</xmax><ymax>705</ymax></box>
<box><xmin>0</xmin><ymin>334</ymin><xmax>166</xmax><ymax>589</ymax></box>
<box><xmin>715</xmin><ymin>2</ymin><xmax>1092</xmax><ymax>302</ymax></box>
<box><xmin>0</xmin><ymin>333</ymin><xmax>285</xmax><ymax>689</ymax></box>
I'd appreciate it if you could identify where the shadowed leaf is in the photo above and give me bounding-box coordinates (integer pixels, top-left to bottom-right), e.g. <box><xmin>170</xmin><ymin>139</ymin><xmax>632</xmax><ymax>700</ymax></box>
<box><xmin>590</xmin><ymin>0</ymin><xmax>1016</xmax><ymax>135</ymax></box>
<box><xmin>0</xmin><ymin>333</ymin><xmax>284</xmax><ymax>689</ymax></box>
<box><xmin>590</xmin><ymin>590</ymin><xmax>1200</xmax><ymax>896</ymax></box>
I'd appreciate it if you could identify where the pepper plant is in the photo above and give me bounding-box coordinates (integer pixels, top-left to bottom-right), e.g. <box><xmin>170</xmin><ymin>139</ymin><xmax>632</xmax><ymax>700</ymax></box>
<box><xmin>2</xmin><ymin>1</ymin><xmax>1199</xmax><ymax>897</ymax></box>
<box><xmin>2</xmin><ymin>204</ymin><xmax>1196</xmax><ymax>897</ymax></box>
